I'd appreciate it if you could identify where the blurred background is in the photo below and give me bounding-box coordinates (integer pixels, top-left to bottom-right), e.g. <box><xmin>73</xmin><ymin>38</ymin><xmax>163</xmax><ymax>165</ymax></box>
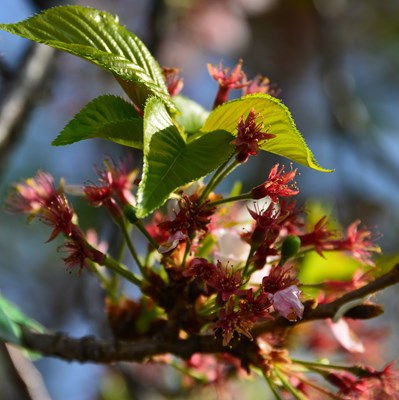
<box><xmin>1</xmin><ymin>0</ymin><xmax>399</xmax><ymax>399</ymax></box>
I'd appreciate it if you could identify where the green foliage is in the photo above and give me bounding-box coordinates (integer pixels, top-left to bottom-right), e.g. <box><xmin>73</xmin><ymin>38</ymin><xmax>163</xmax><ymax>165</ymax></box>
<box><xmin>173</xmin><ymin>95</ymin><xmax>209</xmax><ymax>137</ymax></box>
<box><xmin>136</xmin><ymin>97</ymin><xmax>234</xmax><ymax>217</ymax></box>
<box><xmin>374</xmin><ymin>253</ymin><xmax>399</xmax><ymax>277</ymax></box>
<box><xmin>298</xmin><ymin>251</ymin><xmax>360</xmax><ymax>284</ymax></box>
<box><xmin>0</xmin><ymin>5</ymin><xmax>332</xmax><ymax>218</ymax></box>
<box><xmin>202</xmin><ymin>94</ymin><xmax>332</xmax><ymax>172</ymax></box>
<box><xmin>53</xmin><ymin>95</ymin><xmax>143</xmax><ymax>147</ymax></box>
<box><xmin>0</xmin><ymin>293</ymin><xmax>44</xmax><ymax>350</ymax></box>
<box><xmin>0</xmin><ymin>5</ymin><xmax>174</xmax><ymax>112</ymax></box>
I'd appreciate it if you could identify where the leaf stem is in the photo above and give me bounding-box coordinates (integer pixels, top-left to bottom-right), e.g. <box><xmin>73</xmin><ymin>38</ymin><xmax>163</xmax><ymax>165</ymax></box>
<box><xmin>263</xmin><ymin>373</ymin><xmax>284</xmax><ymax>400</ymax></box>
<box><xmin>87</xmin><ymin>260</ymin><xmax>118</xmax><ymax>301</ymax></box>
<box><xmin>102</xmin><ymin>255</ymin><xmax>142</xmax><ymax>287</ymax></box>
<box><xmin>182</xmin><ymin>238</ymin><xmax>193</xmax><ymax>268</ymax></box>
<box><xmin>198</xmin><ymin>154</ymin><xmax>234</xmax><ymax>202</ymax></box>
<box><xmin>115</xmin><ymin>216</ymin><xmax>146</xmax><ymax>278</ymax></box>
<box><xmin>208</xmin><ymin>159</ymin><xmax>240</xmax><ymax>197</ymax></box>
<box><xmin>207</xmin><ymin>192</ymin><xmax>251</xmax><ymax>207</ymax></box>
<box><xmin>291</xmin><ymin>359</ymin><xmax>368</xmax><ymax>377</ymax></box>
<box><xmin>274</xmin><ymin>367</ymin><xmax>308</xmax><ymax>400</ymax></box>
<box><xmin>242</xmin><ymin>246</ymin><xmax>256</xmax><ymax>279</ymax></box>
<box><xmin>133</xmin><ymin>219</ymin><xmax>159</xmax><ymax>250</ymax></box>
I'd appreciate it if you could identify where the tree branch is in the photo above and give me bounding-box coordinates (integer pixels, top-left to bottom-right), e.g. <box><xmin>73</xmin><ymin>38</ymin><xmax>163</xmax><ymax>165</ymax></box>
<box><xmin>0</xmin><ymin>43</ymin><xmax>55</xmax><ymax>175</ymax></box>
<box><xmin>21</xmin><ymin>329</ymin><xmax>237</xmax><ymax>364</ymax></box>
<box><xmin>20</xmin><ymin>265</ymin><xmax>399</xmax><ymax>364</ymax></box>
<box><xmin>252</xmin><ymin>263</ymin><xmax>399</xmax><ymax>336</ymax></box>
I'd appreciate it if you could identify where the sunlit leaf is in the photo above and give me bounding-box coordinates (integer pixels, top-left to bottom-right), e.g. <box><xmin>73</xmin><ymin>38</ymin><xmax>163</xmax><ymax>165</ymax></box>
<box><xmin>52</xmin><ymin>95</ymin><xmax>143</xmax><ymax>147</ymax></box>
<box><xmin>136</xmin><ymin>97</ymin><xmax>234</xmax><ymax>217</ymax></box>
<box><xmin>299</xmin><ymin>251</ymin><xmax>360</xmax><ymax>284</ymax></box>
<box><xmin>373</xmin><ymin>253</ymin><xmax>399</xmax><ymax>277</ymax></box>
<box><xmin>0</xmin><ymin>5</ymin><xmax>175</xmax><ymax>111</ymax></box>
<box><xmin>173</xmin><ymin>95</ymin><xmax>209</xmax><ymax>137</ymax></box>
<box><xmin>202</xmin><ymin>94</ymin><xmax>333</xmax><ymax>172</ymax></box>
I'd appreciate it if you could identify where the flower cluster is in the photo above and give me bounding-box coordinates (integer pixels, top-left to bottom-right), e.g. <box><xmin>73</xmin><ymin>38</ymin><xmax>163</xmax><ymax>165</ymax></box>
<box><xmin>208</xmin><ymin>59</ymin><xmax>278</xmax><ymax>108</ymax></box>
<box><xmin>5</xmin><ymin>58</ymin><xmax>394</xmax><ymax>400</ymax></box>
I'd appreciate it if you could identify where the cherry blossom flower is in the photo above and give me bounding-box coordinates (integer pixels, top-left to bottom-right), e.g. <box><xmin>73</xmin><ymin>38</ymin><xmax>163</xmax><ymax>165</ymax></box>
<box><xmin>231</xmin><ymin>109</ymin><xmax>275</xmax><ymax>163</ymax></box>
<box><xmin>326</xmin><ymin>371</ymin><xmax>367</xmax><ymax>396</ymax></box>
<box><xmin>299</xmin><ymin>216</ymin><xmax>337</xmax><ymax>257</ymax></box>
<box><xmin>158</xmin><ymin>231</ymin><xmax>188</xmax><ymax>254</ymax></box>
<box><xmin>278</xmin><ymin>199</ymin><xmax>305</xmax><ymax>235</ymax></box>
<box><xmin>251</xmin><ymin>163</ymin><xmax>299</xmax><ymax>203</ymax></box>
<box><xmin>262</xmin><ymin>265</ymin><xmax>303</xmax><ymax>321</ymax></box>
<box><xmin>328</xmin><ymin>361</ymin><xmax>399</xmax><ymax>399</ymax></box>
<box><xmin>84</xmin><ymin>158</ymin><xmax>137</xmax><ymax>217</ymax></box>
<box><xmin>214</xmin><ymin>298</ymin><xmax>253</xmax><ymax>346</ymax></box>
<box><xmin>183</xmin><ymin>257</ymin><xmax>218</xmax><ymax>281</ymax></box>
<box><xmin>162</xmin><ymin>67</ymin><xmax>184</xmax><ymax>96</ymax></box>
<box><xmin>59</xmin><ymin>239</ymin><xmax>105</xmax><ymax>274</ymax></box>
<box><xmin>251</xmin><ymin>239</ymin><xmax>279</xmax><ymax>270</ymax></box>
<box><xmin>269</xmin><ymin>285</ymin><xmax>304</xmax><ymax>321</ymax></box>
<box><xmin>242</xmin><ymin>74</ymin><xmax>279</xmax><ymax>96</ymax></box>
<box><xmin>84</xmin><ymin>184</ymin><xmax>113</xmax><ymax>207</ymax></box>
<box><xmin>158</xmin><ymin>193</ymin><xmax>215</xmax><ymax>238</ymax></box>
<box><xmin>5</xmin><ymin>171</ymin><xmax>58</xmax><ymax>216</ymax></box>
<box><xmin>208</xmin><ymin>262</ymin><xmax>246</xmax><ymax>302</ymax></box>
<box><xmin>247</xmin><ymin>201</ymin><xmax>282</xmax><ymax>247</ymax></box>
<box><xmin>239</xmin><ymin>288</ymin><xmax>272</xmax><ymax>321</ymax></box>
<box><xmin>364</xmin><ymin>360</ymin><xmax>399</xmax><ymax>397</ymax></box>
<box><xmin>145</xmin><ymin>212</ymin><xmax>170</xmax><ymax>247</ymax></box>
<box><xmin>331</xmin><ymin>220</ymin><xmax>381</xmax><ymax>266</ymax></box>
<box><xmin>208</xmin><ymin>60</ymin><xmax>248</xmax><ymax>108</ymax></box>
<box><xmin>4</xmin><ymin>171</ymin><xmax>85</xmax><ymax>242</ymax></box>
<box><xmin>40</xmin><ymin>193</ymin><xmax>76</xmax><ymax>241</ymax></box>
<box><xmin>262</xmin><ymin>265</ymin><xmax>299</xmax><ymax>294</ymax></box>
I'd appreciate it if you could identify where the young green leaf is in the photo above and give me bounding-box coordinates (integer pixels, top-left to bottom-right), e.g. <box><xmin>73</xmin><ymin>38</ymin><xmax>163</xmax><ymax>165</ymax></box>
<box><xmin>52</xmin><ymin>95</ymin><xmax>143</xmax><ymax>148</ymax></box>
<box><xmin>0</xmin><ymin>5</ymin><xmax>174</xmax><ymax>112</ymax></box>
<box><xmin>173</xmin><ymin>95</ymin><xmax>209</xmax><ymax>138</ymax></box>
<box><xmin>202</xmin><ymin>93</ymin><xmax>333</xmax><ymax>172</ymax></box>
<box><xmin>136</xmin><ymin>97</ymin><xmax>234</xmax><ymax>218</ymax></box>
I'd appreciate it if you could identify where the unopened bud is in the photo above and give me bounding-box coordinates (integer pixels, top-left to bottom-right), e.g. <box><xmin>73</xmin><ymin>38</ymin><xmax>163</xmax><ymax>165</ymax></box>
<box><xmin>280</xmin><ymin>235</ymin><xmax>301</xmax><ymax>264</ymax></box>
<box><xmin>344</xmin><ymin>303</ymin><xmax>384</xmax><ymax>320</ymax></box>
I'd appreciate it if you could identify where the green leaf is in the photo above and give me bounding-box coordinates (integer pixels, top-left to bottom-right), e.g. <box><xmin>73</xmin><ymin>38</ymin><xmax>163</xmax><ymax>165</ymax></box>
<box><xmin>52</xmin><ymin>95</ymin><xmax>143</xmax><ymax>147</ymax></box>
<box><xmin>0</xmin><ymin>293</ymin><xmax>45</xmax><ymax>346</ymax></box>
<box><xmin>173</xmin><ymin>95</ymin><xmax>209</xmax><ymax>138</ymax></box>
<box><xmin>0</xmin><ymin>5</ymin><xmax>175</xmax><ymax>112</ymax></box>
<box><xmin>298</xmin><ymin>251</ymin><xmax>360</xmax><ymax>284</ymax></box>
<box><xmin>374</xmin><ymin>253</ymin><xmax>399</xmax><ymax>277</ymax></box>
<box><xmin>202</xmin><ymin>94</ymin><xmax>333</xmax><ymax>172</ymax></box>
<box><xmin>136</xmin><ymin>97</ymin><xmax>234</xmax><ymax>217</ymax></box>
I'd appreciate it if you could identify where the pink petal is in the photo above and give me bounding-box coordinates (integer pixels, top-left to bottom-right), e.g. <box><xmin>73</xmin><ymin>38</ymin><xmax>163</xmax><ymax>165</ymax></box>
<box><xmin>270</xmin><ymin>285</ymin><xmax>304</xmax><ymax>321</ymax></box>
<box><xmin>158</xmin><ymin>231</ymin><xmax>187</xmax><ymax>253</ymax></box>
<box><xmin>327</xmin><ymin>319</ymin><xmax>364</xmax><ymax>353</ymax></box>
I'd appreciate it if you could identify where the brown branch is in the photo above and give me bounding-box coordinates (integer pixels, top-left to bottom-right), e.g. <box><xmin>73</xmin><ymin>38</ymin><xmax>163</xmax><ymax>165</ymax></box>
<box><xmin>0</xmin><ymin>43</ymin><xmax>55</xmax><ymax>175</ymax></box>
<box><xmin>252</xmin><ymin>263</ymin><xmax>399</xmax><ymax>336</ymax></box>
<box><xmin>20</xmin><ymin>328</ymin><xmax>245</xmax><ymax>364</ymax></box>
<box><xmin>20</xmin><ymin>265</ymin><xmax>399</xmax><ymax>364</ymax></box>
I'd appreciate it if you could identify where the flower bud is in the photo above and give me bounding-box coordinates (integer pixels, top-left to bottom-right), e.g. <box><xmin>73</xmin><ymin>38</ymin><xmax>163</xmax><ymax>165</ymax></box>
<box><xmin>281</xmin><ymin>235</ymin><xmax>301</xmax><ymax>261</ymax></box>
<box><xmin>344</xmin><ymin>304</ymin><xmax>384</xmax><ymax>320</ymax></box>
